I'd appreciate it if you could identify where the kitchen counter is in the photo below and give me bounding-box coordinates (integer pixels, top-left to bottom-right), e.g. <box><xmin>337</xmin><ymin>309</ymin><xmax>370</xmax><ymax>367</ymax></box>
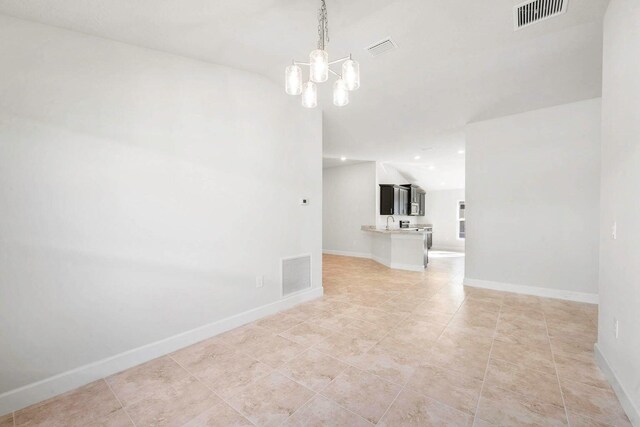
<box><xmin>361</xmin><ymin>225</ymin><xmax>433</xmax><ymax>235</ymax></box>
<box><xmin>361</xmin><ymin>224</ymin><xmax>433</xmax><ymax>271</ymax></box>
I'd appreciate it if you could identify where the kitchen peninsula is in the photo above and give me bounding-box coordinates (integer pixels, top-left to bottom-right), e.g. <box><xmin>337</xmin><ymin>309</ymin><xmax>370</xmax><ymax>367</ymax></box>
<box><xmin>361</xmin><ymin>224</ymin><xmax>433</xmax><ymax>271</ymax></box>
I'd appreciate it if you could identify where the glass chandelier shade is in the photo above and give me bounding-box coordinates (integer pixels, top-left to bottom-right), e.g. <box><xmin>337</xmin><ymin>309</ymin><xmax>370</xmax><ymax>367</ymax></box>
<box><xmin>301</xmin><ymin>81</ymin><xmax>318</xmax><ymax>108</ymax></box>
<box><xmin>309</xmin><ymin>49</ymin><xmax>329</xmax><ymax>83</ymax></box>
<box><xmin>333</xmin><ymin>79</ymin><xmax>349</xmax><ymax>107</ymax></box>
<box><xmin>342</xmin><ymin>59</ymin><xmax>360</xmax><ymax>91</ymax></box>
<box><xmin>285</xmin><ymin>64</ymin><xmax>302</xmax><ymax>95</ymax></box>
<box><xmin>284</xmin><ymin>0</ymin><xmax>360</xmax><ymax>108</ymax></box>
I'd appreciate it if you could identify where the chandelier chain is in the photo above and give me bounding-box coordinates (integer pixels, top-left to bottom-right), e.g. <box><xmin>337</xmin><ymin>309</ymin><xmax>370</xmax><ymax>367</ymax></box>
<box><xmin>317</xmin><ymin>0</ymin><xmax>329</xmax><ymax>50</ymax></box>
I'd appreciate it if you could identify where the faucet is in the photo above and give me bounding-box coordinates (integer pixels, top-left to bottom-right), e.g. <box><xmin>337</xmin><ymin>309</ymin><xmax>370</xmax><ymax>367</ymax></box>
<box><xmin>386</xmin><ymin>216</ymin><xmax>395</xmax><ymax>230</ymax></box>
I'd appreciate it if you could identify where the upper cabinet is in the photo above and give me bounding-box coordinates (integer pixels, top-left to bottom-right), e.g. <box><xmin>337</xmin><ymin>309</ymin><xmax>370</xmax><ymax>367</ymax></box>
<box><xmin>380</xmin><ymin>184</ymin><xmax>425</xmax><ymax>216</ymax></box>
<box><xmin>379</xmin><ymin>184</ymin><xmax>397</xmax><ymax>215</ymax></box>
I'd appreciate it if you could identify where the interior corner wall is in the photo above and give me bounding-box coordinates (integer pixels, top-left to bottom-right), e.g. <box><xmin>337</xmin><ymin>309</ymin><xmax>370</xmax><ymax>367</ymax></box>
<box><xmin>597</xmin><ymin>0</ymin><xmax>640</xmax><ymax>420</ymax></box>
<box><xmin>425</xmin><ymin>189</ymin><xmax>465</xmax><ymax>252</ymax></box>
<box><xmin>0</xmin><ymin>14</ymin><xmax>322</xmax><ymax>408</ymax></box>
<box><xmin>464</xmin><ymin>98</ymin><xmax>601</xmax><ymax>301</ymax></box>
<box><xmin>322</xmin><ymin>162</ymin><xmax>376</xmax><ymax>257</ymax></box>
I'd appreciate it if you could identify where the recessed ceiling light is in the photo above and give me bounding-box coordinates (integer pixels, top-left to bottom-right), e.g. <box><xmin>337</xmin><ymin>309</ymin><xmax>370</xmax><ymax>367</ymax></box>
<box><xmin>340</xmin><ymin>156</ymin><xmax>347</xmax><ymax>161</ymax></box>
<box><xmin>428</xmin><ymin>166</ymin><xmax>435</xmax><ymax>170</ymax></box>
<box><xmin>414</xmin><ymin>156</ymin><xmax>421</xmax><ymax>160</ymax></box>
<box><xmin>440</xmin><ymin>182</ymin><xmax>445</xmax><ymax>185</ymax></box>
<box><xmin>458</xmin><ymin>150</ymin><xmax>465</xmax><ymax>154</ymax></box>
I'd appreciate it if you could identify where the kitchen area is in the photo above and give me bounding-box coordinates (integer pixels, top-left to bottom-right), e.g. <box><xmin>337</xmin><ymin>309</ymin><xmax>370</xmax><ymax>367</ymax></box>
<box><xmin>323</xmin><ymin>160</ymin><xmax>443</xmax><ymax>272</ymax></box>
<box><xmin>361</xmin><ymin>183</ymin><xmax>433</xmax><ymax>271</ymax></box>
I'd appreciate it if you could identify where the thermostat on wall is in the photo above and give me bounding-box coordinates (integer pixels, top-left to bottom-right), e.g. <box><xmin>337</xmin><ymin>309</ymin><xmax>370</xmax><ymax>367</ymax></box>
<box><xmin>300</xmin><ymin>198</ymin><xmax>310</xmax><ymax>205</ymax></box>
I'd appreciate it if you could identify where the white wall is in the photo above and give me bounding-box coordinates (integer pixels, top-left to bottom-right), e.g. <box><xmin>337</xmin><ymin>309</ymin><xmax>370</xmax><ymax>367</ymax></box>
<box><xmin>465</xmin><ymin>98</ymin><xmax>601</xmax><ymax>301</ymax></box>
<box><xmin>375</xmin><ymin>163</ymin><xmax>426</xmax><ymax>227</ymax></box>
<box><xmin>597</xmin><ymin>0</ymin><xmax>640</xmax><ymax>420</ymax></box>
<box><xmin>323</xmin><ymin>162</ymin><xmax>376</xmax><ymax>256</ymax></box>
<box><xmin>425</xmin><ymin>189</ymin><xmax>465</xmax><ymax>252</ymax></box>
<box><xmin>0</xmin><ymin>15</ymin><xmax>322</xmax><ymax>401</ymax></box>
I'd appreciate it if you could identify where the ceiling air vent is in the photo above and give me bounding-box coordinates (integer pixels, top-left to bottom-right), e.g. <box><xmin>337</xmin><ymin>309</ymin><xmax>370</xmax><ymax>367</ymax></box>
<box><xmin>366</xmin><ymin>37</ymin><xmax>397</xmax><ymax>57</ymax></box>
<box><xmin>514</xmin><ymin>0</ymin><xmax>568</xmax><ymax>30</ymax></box>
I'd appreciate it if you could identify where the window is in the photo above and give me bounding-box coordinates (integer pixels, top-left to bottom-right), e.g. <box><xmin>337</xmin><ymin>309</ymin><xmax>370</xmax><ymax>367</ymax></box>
<box><xmin>457</xmin><ymin>201</ymin><xmax>465</xmax><ymax>239</ymax></box>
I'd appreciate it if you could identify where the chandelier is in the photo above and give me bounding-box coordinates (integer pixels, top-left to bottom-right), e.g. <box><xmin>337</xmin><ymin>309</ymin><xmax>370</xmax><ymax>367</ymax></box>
<box><xmin>285</xmin><ymin>0</ymin><xmax>360</xmax><ymax>108</ymax></box>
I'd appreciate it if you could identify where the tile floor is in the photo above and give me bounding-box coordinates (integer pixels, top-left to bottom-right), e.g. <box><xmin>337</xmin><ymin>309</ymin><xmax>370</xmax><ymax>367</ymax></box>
<box><xmin>4</xmin><ymin>253</ymin><xmax>632</xmax><ymax>426</ymax></box>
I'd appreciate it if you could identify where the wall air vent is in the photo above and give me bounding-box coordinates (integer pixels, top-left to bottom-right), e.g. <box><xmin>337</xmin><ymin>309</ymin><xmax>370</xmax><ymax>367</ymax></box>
<box><xmin>282</xmin><ymin>255</ymin><xmax>311</xmax><ymax>296</ymax></box>
<box><xmin>514</xmin><ymin>0</ymin><xmax>568</xmax><ymax>30</ymax></box>
<box><xmin>366</xmin><ymin>37</ymin><xmax>397</xmax><ymax>57</ymax></box>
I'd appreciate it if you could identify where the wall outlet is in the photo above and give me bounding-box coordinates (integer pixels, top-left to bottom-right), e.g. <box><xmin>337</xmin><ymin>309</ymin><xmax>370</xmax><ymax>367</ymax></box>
<box><xmin>256</xmin><ymin>276</ymin><xmax>264</xmax><ymax>288</ymax></box>
<box><xmin>612</xmin><ymin>221</ymin><xmax>617</xmax><ymax>240</ymax></box>
<box><xmin>614</xmin><ymin>318</ymin><xmax>619</xmax><ymax>339</ymax></box>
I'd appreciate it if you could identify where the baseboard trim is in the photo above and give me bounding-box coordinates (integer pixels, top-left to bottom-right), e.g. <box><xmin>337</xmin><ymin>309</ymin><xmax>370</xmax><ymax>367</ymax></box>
<box><xmin>0</xmin><ymin>287</ymin><xmax>323</xmax><ymax>416</ymax></box>
<box><xmin>322</xmin><ymin>249</ymin><xmax>372</xmax><ymax>259</ymax></box>
<box><xmin>594</xmin><ymin>344</ymin><xmax>640</xmax><ymax>426</ymax></box>
<box><xmin>430</xmin><ymin>246</ymin><xmax>465</xmax><ymax>253</ymax></box>
<box><xmin>463</xmin><ymin>277</ymin><xmax>599</xmax><ymax>304</ymax></box>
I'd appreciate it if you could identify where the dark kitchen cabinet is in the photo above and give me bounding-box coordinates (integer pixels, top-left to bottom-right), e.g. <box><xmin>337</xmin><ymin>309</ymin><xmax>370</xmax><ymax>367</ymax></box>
<box><xmin>380</xmin><ymin>184</ymin><xmax>424</xmax><ymax>216</ymax></box>
<box><xmin>379</xmin><ymin>184</ymin><xmax>399</xmax><ymax>215</ymax></box>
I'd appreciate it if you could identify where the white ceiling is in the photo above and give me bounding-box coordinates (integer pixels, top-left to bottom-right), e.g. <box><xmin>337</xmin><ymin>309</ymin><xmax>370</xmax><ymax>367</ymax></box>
<box><xmin>323</xmin><ymin>157</ymin><xmax>367</xmax><ymax>170</ymax></box>
<box><xmin>0</xmin><ymin>0</ymin><xmax>609</xmax><ymax>189</ymax></box>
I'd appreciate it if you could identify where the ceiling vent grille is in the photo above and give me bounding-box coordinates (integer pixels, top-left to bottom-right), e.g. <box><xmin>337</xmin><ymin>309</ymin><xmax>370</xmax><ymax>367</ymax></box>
<box><xmin>514</xmin><ymin>0</ymin><xmax>568</xmax><ymax>30</ymax></box>
<box><xmin>366</xmin><ymin>37</ymin><xmax>397</xmax><ymax>57</ymax></box>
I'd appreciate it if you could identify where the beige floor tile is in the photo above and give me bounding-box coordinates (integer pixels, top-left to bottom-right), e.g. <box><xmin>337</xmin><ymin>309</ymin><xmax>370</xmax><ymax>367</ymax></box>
<box><xmin>320</xmin><ymin>366</ymin><xmax>401</xmax><ymax>424</ymax></box>
<box><xmin>484</xmin><ymin>358</ymin><xmax>564</xmax><ymax>406</ymax></box>
<box><xmin>172</xmin><ymin>345</ymin><xmax>272</xmax><ymax>399</ymax></box>
<box><xmin>283</xmin><ymin>394</ymin><xmax>373</xmax><ymax>427</ymax></box>
<box><xmin>378</xmin><ymin>295</ymin><xmax>424</xmax><ymax>313</ymax></box>
<box><xmin>15</xmin><ymin>380</ymin><xmax>122</xmax><ymax>427</ymax></box>
<box><xmin>476</xmin><ymin>386</ymin><xmax>568</xmax><ymax>426</ymax></box>
<box><xmin>125</xmin><ymin>376</ymin><xmax>219</xmax><ymax>426</ymax></box>
<box><xmin>550</xmin><ymin>335</ymin><xmax>595</xmax><ymax>360</ymax></box>
<box><xmin>106</xmin><ymin>356</ymin><xmax>190</xmax><ymax>406</ymax></box>
<box><xmin>278</xmin><ymin>349</ymin><xmax>348</xmax><ymax>392</ymax></box>
<box><xmin>226</xmin><ymin>371</ymin><xmax>314</xmax><ymax>427</ymax></box>
<box><xmin>429</xmin><ymin>329</ymin><xmax>493</xmax><ymax>380</ymax></box>
<box><xmin>378</xmin><ymin>388</ymin><xmax>473</xmax><ymax>426</ymax></box>
<box><xmin>183</xmin><ymin>401</ymin><xmax>253</xmax><ymax>427</ymax></box>
<box><xmin>313</xmin><ymin>332</ymin><xmax>377</xmax><ymax>364</ymax></box>
<box><xmin>373</xmin><ymin>336</ymin><xmax>432</xmax><ymax>366</ymax></box>
<box><xmin>350</xmin><ymin>341</ymin><xmax>418</xmax><ymax>385</ymax></box>
<box><xmin>241</xmin><ymin>334</ymin><xmax>307</xmax><ymax>368</ymax></box>
<box><xmin>255</xmin><ymin>312</ymin><xmax>306</xmax><ymax>332</ymax></box>
<box><xmin>0</xmin><ymin>414</ymin><xmax>13</xmax><ymax>427</ymax></box>
<box><xmin>490</xmin><ymin>335</ymin><xmax>556</xmax><ymax>375</ymax></box>
<box><xmin>387</xmin><ymin>318</ymin><xmax>446</xmax><ymax>346</ymax></box>
<box><xmin>406</xmin><ymin>364</ymin><xmax>483</xmax><ymax>415</ymax></box>
<box><xmin>85</xmin><ymin>409</ymin><xmax>133</xmax><ymax>427</ymax></box>
<box><xmin>278</xmin><ymin>321</ymin><xmax>334</xmax><ymax>347</ymax></box>
<box><xmin>567</xmin><ymin>411</ymin><xmax>619</xmax><ymax>427</ymax></box>
<box><xmin>447</xmin><ymin>308</ymin><xmax>499</xmax><ymax>337</ymax></box>
<box><xmin>561</xmin><ymin>379</ymin><xmax>632</xmax><ymax>426</ymax></box>
<box><xmin>340</xmin><ymin>318</ymin><xmax>390</xmax><ymax>341</ymax></box>
<box><xmin>554</xmin><ymin>353</ymin><xmax>610</xmax><ymax>389</ymax></box>
<box><xmin>217</xmin><ymin>324</ymin><xmax>273</xmax><ymax>349</ymax></box>
<box><xmin>495</xmin><ymin>314</ymin><xmax>550</xmax><ymax>344</ymax></box>
<box><xmin>311</xmin><ymin>310</ymin><xmax>355</xmax><ymax>330</ymax></box>
<box><xmin>410</xmin><ymin>303</ymin><xmax>455</xmax><ymax>325</ymax></box>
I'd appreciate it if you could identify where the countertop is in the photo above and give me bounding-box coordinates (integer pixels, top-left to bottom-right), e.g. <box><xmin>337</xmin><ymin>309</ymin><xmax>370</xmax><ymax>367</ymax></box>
<box><xmin>361</xmin><ymin>225</ymin><xmax>433</xmax><ymax>235</ymax></box>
